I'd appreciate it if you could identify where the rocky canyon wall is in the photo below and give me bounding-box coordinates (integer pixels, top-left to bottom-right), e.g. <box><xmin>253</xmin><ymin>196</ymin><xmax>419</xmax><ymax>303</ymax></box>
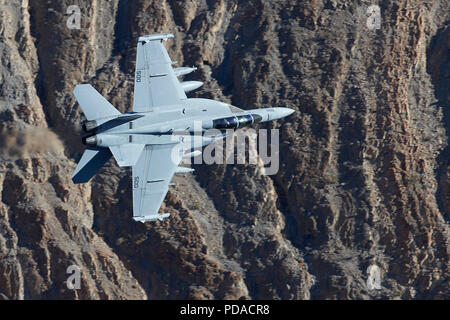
<box><xmin>0</xmin><ymin>0</ymin><xmax>448</xmax><ymax>299</ymax></box>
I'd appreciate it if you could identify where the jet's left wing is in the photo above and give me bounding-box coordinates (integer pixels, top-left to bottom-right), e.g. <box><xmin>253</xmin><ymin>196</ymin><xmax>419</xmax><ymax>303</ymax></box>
<box><xmin>133</xmin><ymin>34</ymin><xmax>187</xmax><ymax>112</ymax></box>
<box><xmin>132</xmin><ymin>143</ymin><xmax>184</xmax><ymax>222</ymax></box>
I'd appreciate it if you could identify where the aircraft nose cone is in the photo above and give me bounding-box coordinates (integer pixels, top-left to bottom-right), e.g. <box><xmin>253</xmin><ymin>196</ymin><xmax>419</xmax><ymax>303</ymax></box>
<box><xmin>271</xmin><ymin>107</ymin><xmax>295</xmax><ymax>120</ymax></box>
<box><xmin>280</xmin><ymin>107</ymin><xmax>295</xmax><ymax>117</ymax></box>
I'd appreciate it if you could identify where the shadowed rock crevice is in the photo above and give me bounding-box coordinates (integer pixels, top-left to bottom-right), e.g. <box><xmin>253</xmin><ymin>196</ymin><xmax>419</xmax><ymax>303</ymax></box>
<box><xmin>429</xmin><ymin>26</ymin><xmax>450</xmax><ymax>223</ymax></box>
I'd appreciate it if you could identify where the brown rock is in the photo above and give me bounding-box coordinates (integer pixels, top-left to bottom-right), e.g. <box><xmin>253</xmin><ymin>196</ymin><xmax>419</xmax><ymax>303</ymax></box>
<box><xmin>0</xmin><ymin>0</ymin><xmax>448</xmax><ymax>300</ymax></box>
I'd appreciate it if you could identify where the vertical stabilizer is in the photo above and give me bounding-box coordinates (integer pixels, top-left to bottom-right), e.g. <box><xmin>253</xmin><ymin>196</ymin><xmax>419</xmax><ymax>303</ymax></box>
<box><xmin>73</xmin><ymin>84</ymin><xmax>121</xmax><ymax>120</ymax></box>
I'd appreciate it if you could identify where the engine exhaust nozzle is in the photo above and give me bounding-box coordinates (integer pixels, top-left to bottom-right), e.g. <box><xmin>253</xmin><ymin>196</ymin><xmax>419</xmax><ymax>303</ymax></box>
<box><xmin>82</xmin><ymin>120</ymin><xmax>98</xmax><ymax>133</ymax></box>
<box><xmin>82</xmin><ymin>135</ymin><xmax>98</xmax><ymax>146</ymax></box>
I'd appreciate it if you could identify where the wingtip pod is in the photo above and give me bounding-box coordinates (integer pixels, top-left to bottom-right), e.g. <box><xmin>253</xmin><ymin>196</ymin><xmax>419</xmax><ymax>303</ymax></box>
<box><xmin>138</xmin><ymin>33</ymin><xmax>174</xmax><ymax>43</ymax></box>
<box><xmin>133</xmin><ymin>213</ymin><xmax>171</xmax><ymax>223</ymax></box>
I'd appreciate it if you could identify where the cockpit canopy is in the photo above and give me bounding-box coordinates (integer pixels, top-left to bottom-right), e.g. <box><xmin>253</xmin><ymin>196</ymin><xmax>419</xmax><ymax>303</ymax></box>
<box><xmin>213</xmin><ymin>114</ymin><xmax>262</xmax><ymax>129</ymax></box>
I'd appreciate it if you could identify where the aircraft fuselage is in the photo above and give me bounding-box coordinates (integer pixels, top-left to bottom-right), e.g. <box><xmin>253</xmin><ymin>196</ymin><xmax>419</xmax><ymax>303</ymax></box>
<box><xmin>82</xmin><ymin>98</ymin><xmax>294</xmax><ymax>148</ymax></box>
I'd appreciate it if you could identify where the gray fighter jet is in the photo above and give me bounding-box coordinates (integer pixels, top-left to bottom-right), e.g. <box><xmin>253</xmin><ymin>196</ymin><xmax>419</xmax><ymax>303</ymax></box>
<box><xmin>72</xmin><ymin>33</ymin><xmax>294</xmax><ymax>222</ymax></box>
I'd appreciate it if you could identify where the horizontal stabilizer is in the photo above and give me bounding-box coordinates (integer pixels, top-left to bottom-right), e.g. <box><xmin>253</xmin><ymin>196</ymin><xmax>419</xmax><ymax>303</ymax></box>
<box><xmin>73</xmin><ymin>84</ymin><xmax>121</xmax><ymax>121</ymax></box>
<box><xmin>72</xmin><ymin>147</ymin><xmax>112</xmax><ymax>184</ymax></box>
<box><xmin>133</xmin><ymin>213</ymin><xmax>171</xmax><ymax>223</ymax></box>
<box><xmin>109</xmin><ymin>144</ymin><xmax>145</xmax><ymax>167</ymax></box>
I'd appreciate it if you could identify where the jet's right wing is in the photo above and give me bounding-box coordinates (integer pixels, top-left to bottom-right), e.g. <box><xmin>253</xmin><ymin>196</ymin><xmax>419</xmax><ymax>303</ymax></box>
<box><xmin>133</xmin><ymin>34</ymin><xmax>187</xmax><ymax>112</ymax></box>
<box><xmin>132</xmin><ymin>143</ymin><xmax>184</xmax><ymax>222</ymax></box>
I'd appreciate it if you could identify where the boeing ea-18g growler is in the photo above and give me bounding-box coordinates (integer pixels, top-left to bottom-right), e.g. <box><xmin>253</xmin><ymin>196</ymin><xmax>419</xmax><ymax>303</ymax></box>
<box><xmin>72</xmin><ymin>33</ymin><xmax>294</xmax><ymax>222</ymax></box>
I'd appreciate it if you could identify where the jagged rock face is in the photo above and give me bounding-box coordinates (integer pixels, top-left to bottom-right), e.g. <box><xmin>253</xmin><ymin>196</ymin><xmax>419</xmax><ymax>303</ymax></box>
<box><xmin>0</xmin><ymin>0</ymin><xmax>448</xmax><ymax>299</ymax></box>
